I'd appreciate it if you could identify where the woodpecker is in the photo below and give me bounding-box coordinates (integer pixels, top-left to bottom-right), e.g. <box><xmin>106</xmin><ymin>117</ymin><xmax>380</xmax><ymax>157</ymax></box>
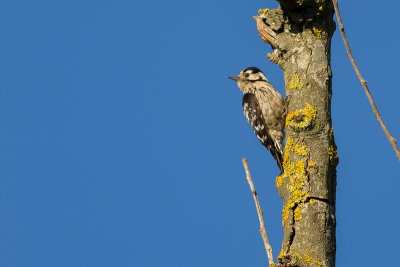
<box><xmin>229</xmin><ymin>67</ymin><xmax>285</xmax><ymax>172</ymax></box>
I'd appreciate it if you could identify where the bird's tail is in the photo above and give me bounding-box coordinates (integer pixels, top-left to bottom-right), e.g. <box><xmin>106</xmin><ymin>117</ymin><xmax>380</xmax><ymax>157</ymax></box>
<box><xmin>270</xmin><ymin>147</ymin><xmax>284</xmax><ymax>173</ymax></box>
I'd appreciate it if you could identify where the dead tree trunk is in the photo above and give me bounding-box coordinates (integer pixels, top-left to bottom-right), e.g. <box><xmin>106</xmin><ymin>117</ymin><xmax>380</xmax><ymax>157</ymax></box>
<box><xmin>255</xmin><ymin>1</ymin><xmax>338</xmax><ymax>266</ymax></box>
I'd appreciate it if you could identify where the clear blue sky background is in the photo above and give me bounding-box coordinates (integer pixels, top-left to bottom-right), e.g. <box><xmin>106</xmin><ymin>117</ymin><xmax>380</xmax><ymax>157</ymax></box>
<box><xmin>1</xmin><ymin>0</ymin><xmax>399</xmax><ymax>266</ymax></box>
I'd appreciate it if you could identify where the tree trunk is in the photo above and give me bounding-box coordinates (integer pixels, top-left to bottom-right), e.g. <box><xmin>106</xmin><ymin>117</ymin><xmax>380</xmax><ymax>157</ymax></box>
<box><xmin>255</xmin><ymin>1</ymin><xmax>338</xmax><ymax>266</ymax></box>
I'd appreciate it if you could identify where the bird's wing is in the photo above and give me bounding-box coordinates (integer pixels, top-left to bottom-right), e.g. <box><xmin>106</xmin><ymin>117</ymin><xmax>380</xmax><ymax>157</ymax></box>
<box><xmin>242</xmin><ymin>93</ymin><xmax>283</xmax><ymax>172</ymax></box>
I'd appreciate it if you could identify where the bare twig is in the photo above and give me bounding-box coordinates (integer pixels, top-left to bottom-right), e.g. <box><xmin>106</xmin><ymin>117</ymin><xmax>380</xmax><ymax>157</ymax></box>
<box><xmin>242</xmin><ymin>158</ymin><xmax>275</xmax><ymax>266</ymax></box>
<box><xmin>332</xmin><ymin>0</ymin><xmax>400</xmax><ymax>161</ymax></box>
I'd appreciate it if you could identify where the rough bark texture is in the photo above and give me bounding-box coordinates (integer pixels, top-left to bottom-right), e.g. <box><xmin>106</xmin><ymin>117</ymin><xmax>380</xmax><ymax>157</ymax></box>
<box><xmin>255</xmin><ymin>1</ymin><xmax>338</xmax><ymax>266</ymax></box>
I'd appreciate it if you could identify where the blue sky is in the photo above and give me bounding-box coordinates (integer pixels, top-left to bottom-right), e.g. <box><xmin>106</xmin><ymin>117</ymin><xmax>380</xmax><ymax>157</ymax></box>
<box><xmin>0</xmin><ymin>0</ymin><xmax>399</xmax><ymax>266</ymax></box>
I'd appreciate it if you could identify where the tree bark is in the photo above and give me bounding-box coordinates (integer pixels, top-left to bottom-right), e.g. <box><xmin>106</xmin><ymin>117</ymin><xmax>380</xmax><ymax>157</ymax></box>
<box><xmin>255</xmin><ymin>1</ymin><xmax>338</xmax><ymax>266</ymax></box>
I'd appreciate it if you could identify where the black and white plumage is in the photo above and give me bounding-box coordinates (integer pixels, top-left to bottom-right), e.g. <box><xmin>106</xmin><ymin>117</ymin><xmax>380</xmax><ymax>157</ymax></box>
<box><xmin>229</xmin><ymin>67</ymin><xmax>285</xmax><ymax>172</ymax></box>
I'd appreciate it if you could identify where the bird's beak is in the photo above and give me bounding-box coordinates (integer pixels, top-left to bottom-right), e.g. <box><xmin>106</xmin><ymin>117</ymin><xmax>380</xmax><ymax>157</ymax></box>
<box><xmin>228</xmin><ymin>76</ymin><xmax>239</xmax><ymax>81</ymax></box>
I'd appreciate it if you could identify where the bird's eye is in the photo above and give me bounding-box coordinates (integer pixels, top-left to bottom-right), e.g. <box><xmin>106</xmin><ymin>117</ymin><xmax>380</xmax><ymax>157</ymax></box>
<box><xmin>244</xmin><ymin>72</ymin><xmax>249</xmax><ymax>78</ymax></box>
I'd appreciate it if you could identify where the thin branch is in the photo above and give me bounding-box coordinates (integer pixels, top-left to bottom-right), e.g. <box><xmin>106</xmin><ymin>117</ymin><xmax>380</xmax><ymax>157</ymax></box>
<box><xmin>332</xmin><ymin>0</ymin><xmax>400</xmax><ymax>161</ymax></box>
<box><xmin>242</xmin><ymin>158</ymin><xmax>275</xmax><ymax>266</ymax></box>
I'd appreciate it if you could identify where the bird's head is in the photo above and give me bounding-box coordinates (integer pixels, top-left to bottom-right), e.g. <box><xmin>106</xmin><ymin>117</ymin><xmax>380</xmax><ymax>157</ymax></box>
<box><xmin>228</xmin><ymin>67</ymin><xmax>269</xmax><ymax>91</ymax></box>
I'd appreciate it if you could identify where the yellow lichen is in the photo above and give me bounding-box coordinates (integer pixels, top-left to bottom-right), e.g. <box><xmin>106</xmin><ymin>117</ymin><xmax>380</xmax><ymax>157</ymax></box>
<box><xmin>295</xmin><ymin>160</ymin><xmax>306</xmax><ymax>175</ymax></box>
<box><xmin>309</xmin><ymin>199</ymin><xmax>316</xmax><ymax>205</ymax></box>
<box><xmin>309</xmin><ymin>160</ymin><xmax>316</xmax><ymax>167</ymax></box>
<box><xmin>294</xmin><ymin>143</ymin><xmax>308</xmax><ymax>156</ymax></box>
<box><xmin>291</xmin><ymin>33</ymin><xmax>302</xmax><ymax>42</ymax></box>
<box><xmin>282</xmin><ymin>157</ymin><xmax>310</xmax><ymax>226</ymax></box>
<box><xmin>285</xmin><ymin>137</ymin><xmax>294</xmax><ymax>154</ymax></box>
<box><xmin>302</xmin><ymin>251</ymin><xmax>313</xmax><ymax>263</ymax></box>
<box><xmin>294</xmin><ymin>204</ymin><xmax>303</xmax><ymax>221</ymax></box>
<box><xmin>289</xmin><ymin>73</ymin><xmax>303</xmax><ymax>89</ymax></box>
<box><xmin>276</xmin><ymin>173</ymin><xmax>284</xmax><ymax>188</ymax></box>
<box><xmin>307</xmin><ymin>84</ymin><xmax>311</xmax><ymax>89</ymax></box>
<box><xmin>303</xmin><ymin>103</ymin><xmax>317</xmax><ymax>120</ymax></box>
<box><xmin>313</xmin><ymin>25</ymin><xmax>327</xmax><ymax>39</ymax></box>
<box><xmin>313</xmin><ymin>27</ymin><xmax>322</xmax><ymax>39</ymax></box>
<box><xmin>286</xmin><ymin>103</ymin><xmax>317</xmax><ymax>129</ymax></box>
<box><xmin>286</xmin><ymin>110</ymin><xmax>299</xmax><ymax>126</ymax></box>
<box><xmin>295</xmin><ymin>249</ymin><xmax>323</xmax><ymax>266</ymax></box>
<box><xmin>278</xmin><ymin>243</ymin><xmax>284</xmax><ymax>260</ymax></box>
<box><xmin>328</xmin><ymin>126</ymin><xmax>339</xmax><ymax>167</ymax></box>
<box><xmin>280</xmin><ymin>137</ymin><xmax>317</xmax><ymax>226</ymax></box>
<box><xmin>284</xmin><ymin>137</ymin><xmax>308</xmax><ymax>158</ymax></box>
<box><xmin>282</xmin><ymin>137</ymin><xmax>294</xmax><ymax>173</ymax></box>
<box><xmin>282</xmin><ymin>207</ymin><xmax>289</xmax><ymax>226</ymax></box>
<box><xmin>258</xmin><ymin>8</ymin><xmax>269</xmax><ymax>15</ymax></box>
<box><xmin>328</xmin><ymin>145</ymin><xmax>338</xmax><ymax>166</ymax></box>
<box><xmin>316</xmin><ymin>0</ymin><xmax>326</xmax><ymax>11</ymax></box>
